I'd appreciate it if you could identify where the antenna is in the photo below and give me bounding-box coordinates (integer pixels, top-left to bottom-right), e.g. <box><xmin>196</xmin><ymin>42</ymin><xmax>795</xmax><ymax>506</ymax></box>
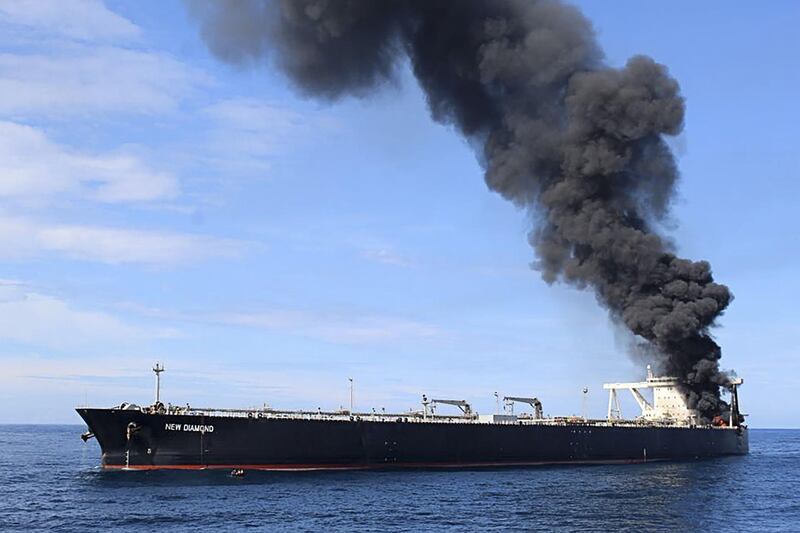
<box><xmin>152</xmin><ymin>362</ymin><xmax>164</xmax><ymax>404</ymax></box>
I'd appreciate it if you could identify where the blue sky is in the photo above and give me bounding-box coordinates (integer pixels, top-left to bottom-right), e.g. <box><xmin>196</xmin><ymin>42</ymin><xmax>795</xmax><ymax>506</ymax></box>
<box><xmin>0</xmin><ymin>1</ymin><xmax>797</xmax><ymax>426</ymax></box>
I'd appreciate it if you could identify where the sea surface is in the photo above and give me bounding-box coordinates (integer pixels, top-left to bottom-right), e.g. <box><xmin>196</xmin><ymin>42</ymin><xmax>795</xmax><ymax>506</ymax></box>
<box><xmin>0</xmin><ymin>426</ymin><xmax>798</xmax><ymax>532</ymax></box>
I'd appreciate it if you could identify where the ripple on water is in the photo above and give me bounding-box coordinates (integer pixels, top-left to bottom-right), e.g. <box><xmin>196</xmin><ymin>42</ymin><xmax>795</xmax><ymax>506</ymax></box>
<box><xmin>0</xmin><ymin>426</ymin><xmax>798</xmax><ymax>532</ymax></box>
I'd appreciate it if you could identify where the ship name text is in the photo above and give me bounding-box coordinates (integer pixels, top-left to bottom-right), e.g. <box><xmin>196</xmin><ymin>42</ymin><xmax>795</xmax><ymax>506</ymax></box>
<box><xmin>164</xmin><ymin>423</ymin><xmax>214</xmax><ymax>433</ymax></box>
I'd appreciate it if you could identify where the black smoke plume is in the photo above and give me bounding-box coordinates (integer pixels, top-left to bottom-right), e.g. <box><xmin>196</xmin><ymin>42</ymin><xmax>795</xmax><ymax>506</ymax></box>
<box><xmin>187</xmin><ymin>0</ymin><xmax>733</xmax><ymax>420</ymax></box>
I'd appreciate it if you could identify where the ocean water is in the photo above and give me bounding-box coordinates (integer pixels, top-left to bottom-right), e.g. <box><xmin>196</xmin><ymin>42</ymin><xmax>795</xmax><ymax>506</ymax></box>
<box><xmin>0</xmin><ymin>426</ymin><xmax>798</xmax><ymax>532</ymax></box>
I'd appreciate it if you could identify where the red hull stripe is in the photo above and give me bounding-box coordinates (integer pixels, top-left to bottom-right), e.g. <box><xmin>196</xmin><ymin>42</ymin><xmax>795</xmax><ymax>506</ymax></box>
<box><xmin>103</xmin><ymin>458</ymin><xmax>652</xmax><ymax>471</ymax></box>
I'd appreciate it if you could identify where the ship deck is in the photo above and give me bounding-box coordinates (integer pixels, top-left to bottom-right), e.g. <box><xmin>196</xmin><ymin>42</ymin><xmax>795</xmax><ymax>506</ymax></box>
<box><xmin>117</xmin><ymin>404</ymin><xmax>735</xmax><ymax>430</ymax></box>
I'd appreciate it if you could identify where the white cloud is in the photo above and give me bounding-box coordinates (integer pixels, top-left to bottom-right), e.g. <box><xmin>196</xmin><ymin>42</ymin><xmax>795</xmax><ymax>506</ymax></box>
<box><xmin>0</xmin><ymin>280</ymin><xmax>173</xmax><ymax>348</ymax></box>
<box><xmin>203</xmin><ymin>99</ymin><xmax>307</xmax><ymax>153</ymax></box>
<box><xmin>360</xmin><ymin>247</ymin><xmax>413</xmax><ymax>267</ymax></box>
<box><xmin>0</xmin><ymin>215</ymin><xmax>244</xmax><ymax>265</ymax></box>
<box><xmin>219</xmin><ymin>310</ymin><xmax>440</xmax><ymax>345</ymax></box>
<box><xmin>198</xmin><ymin>98</ymin><xmax>335</xmax><ymax>173</ymax></box>
<box><xmin>100</xmin><ymin>302</ymin><xmax>442</xmax><ymax>346</ymax></box>
<box><xmin>0</xmin><ymin>0</ymin><xmax>140</xmax><ymax>42</ymax></box>
<box><xmin>0</xmin><ymin>47</ymin><xmax>206</xmax><ymax>116</ymax></box>
<box><xmin>0</xmin><ymin>121</ymin><xmax>177</xmax><ymax>204</ymax></box>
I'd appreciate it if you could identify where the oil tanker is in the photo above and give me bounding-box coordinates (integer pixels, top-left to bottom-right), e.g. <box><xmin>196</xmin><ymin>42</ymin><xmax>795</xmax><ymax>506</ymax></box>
<box><xmin>77</xmin><ymin>365</ymin><xmax>747</xmax><ymax>471</ymax></box>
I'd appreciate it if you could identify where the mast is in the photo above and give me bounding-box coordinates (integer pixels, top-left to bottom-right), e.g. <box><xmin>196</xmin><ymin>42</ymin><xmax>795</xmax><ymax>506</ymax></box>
<box><xmin>729</xmin><ymin>377</ymin><xmax>744</xmax><ymax>426</ymax></box>
<box><xmin>582</xmin><ymin>387</ymin><xmax>589</xmax><ymax>420</ymax></box>
<box><xmin>153</xmin><ymin>362</ymin><xmax>164</xmax><ymax>405</ymax></box>
<box><xmin>348</xmin><ymin>377</ymin><xmax>354</xmax><ymax>414</ymax></box>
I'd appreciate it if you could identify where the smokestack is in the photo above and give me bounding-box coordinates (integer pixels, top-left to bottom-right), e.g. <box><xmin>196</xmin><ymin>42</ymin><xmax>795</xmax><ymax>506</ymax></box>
<box><xmin>186</xmin><ymin>0</ymin><xmax>733</xmax><ymax>421</ymax></box>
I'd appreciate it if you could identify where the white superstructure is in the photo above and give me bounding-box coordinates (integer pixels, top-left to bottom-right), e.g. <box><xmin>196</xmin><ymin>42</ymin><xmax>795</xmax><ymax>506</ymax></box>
<box><xmin>603</xmin><ymin>366</ymin><xmax>701</xmax><ymax>424</ymax></box>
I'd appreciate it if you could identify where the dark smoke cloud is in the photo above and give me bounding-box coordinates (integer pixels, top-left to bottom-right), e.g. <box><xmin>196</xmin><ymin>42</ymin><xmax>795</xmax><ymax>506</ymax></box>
<box><xmin>186</xmin><ymin>0</ymin><xmax>733</xmax><ymax>420</ymax></box>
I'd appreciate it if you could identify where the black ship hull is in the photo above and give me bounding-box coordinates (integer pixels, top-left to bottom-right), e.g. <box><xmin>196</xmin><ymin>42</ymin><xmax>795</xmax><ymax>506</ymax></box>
<box><xmin>77</xmin><ymin>408</ymin><xmax>748</xmax><ymax>471</ymax></box>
